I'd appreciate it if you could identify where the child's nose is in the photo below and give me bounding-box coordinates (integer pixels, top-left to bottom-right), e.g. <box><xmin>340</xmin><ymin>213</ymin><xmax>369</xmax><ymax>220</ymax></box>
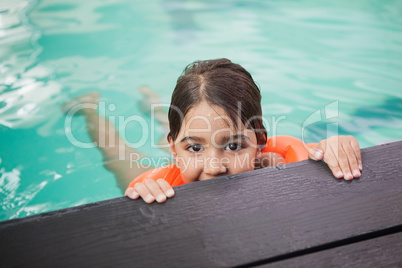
<box><xmin>203</xmin><ymin>153</ymin><xmax>228</xmax><ymax>176</ymax></box>
<box><xmin>203</xmin><ymin>162</ymin><xmax>228</xmax><ymax>176</ymax></box>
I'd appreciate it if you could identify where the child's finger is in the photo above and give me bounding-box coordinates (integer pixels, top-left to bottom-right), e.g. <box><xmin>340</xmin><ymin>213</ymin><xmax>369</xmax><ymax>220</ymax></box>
<box><xmin>341</xmin><ymin>141</ymin><xmax>361</xmax><ymax>178</ymax></box>
<box><xmin>134</xmin><ymin>182</ymin><xmax>156</xmax><ymax>203</ymax></box>
<box><xmin>144</xmin><ymin>179</ymin><xmax>167</xmax><ymax>203</ymax></box>
<box><xmin>125</xmin><ymin>187</ymin><xmax>140</xmax><ymax>199</ymax></box>
<box><xmin>308</xmin><ymin>147</ymin><xmax>324</xmax><ymax>161</ymax></box>
<box><xmin>330</xmin><ymin>143</ymin><xmax>353</xmax><ymax>180</ymax></box>
<box><xmin>308</xmin><ymin>142</ymin><xmax>324</xmax><ymax>161</ymax></box>
<box><xmin>322</xmin><ymin>148</ymin><xmax>344</xmax><ymax>179</ymax></box>
<box><xmin>350</xmin><ymin>138</ymin><xmax>362</xmax><ymax>170</ymax></box>
<box><xmin>157</xmin><ymin>179</ymin><xmax>175</xmax><ymax>198</ymax></box>
<box><xmin>124</xmin><ymin>187</ymin><xmax>132</xmax><ymax>196</ymax></box>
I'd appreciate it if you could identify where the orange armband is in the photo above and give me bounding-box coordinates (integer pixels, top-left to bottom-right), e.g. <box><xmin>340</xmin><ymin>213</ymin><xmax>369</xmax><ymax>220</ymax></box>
<box><xmin>264</xmin><ymin>135</ymin><xmax>317</xmax><ymax>163</ymax></box>
<box><xmin>127</xmin><ymin>164</ymin><xmax>184</xmax><ymax>189</ymax></box>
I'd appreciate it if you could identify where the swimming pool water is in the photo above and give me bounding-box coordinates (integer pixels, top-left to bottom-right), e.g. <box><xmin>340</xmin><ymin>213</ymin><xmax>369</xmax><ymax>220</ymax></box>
<box><xmin>1</xmin><ymin>0</ymin><xmax>401</xmax><ymax>221</ymax></box>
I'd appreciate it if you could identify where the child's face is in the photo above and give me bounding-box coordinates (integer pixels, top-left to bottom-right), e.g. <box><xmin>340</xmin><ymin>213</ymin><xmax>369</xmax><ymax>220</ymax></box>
<box><xmin>169</xmin><ymin>101</ymin><xmax>262</xmax><ymax>184</ymax></box>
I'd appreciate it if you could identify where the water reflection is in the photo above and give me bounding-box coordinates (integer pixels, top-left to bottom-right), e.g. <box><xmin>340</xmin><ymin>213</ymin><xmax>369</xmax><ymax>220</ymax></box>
<box><xmin>0</xmin><ymin>0</ymin><xmax>63</xmax><ymax>133</ymax></box>
<box><xmin>0</xmin><ymin>0</ymin><xmax>401</xmax><ymax>221</ymax></box>
<box><xmin>303</xmin><ymin>97</ymin><xmax>402</xmax><ymax>147</ymax></box>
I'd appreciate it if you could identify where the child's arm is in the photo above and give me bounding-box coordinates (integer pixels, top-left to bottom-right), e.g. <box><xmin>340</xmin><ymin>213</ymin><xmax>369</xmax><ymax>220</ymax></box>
<box><xmin>308</xmin><ymin>136</ymin><xmax>362</xmax><ymax>180</ymax></box>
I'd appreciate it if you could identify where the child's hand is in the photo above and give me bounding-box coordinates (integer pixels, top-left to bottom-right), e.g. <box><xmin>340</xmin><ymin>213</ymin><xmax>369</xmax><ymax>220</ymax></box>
<box><xmin>308</xmin><ymin>136</ymin><xmax>362</xmax><ymax>180</ymax></box>
<box><xmin>124</xmin><ymin>179</ymin><xmax>175</xmax><ymax>203</ymax></box>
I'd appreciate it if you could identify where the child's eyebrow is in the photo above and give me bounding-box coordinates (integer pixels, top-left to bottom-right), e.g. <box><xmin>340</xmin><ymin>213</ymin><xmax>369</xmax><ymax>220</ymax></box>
<box><xmin>179</xmin><ymin>134</ymin><xmax>249</xmax><ymax>144</ymax></box>
<box><xmin>218</xmin><ymin>134</ymin><xmax>250</xmax><ymax>144</ymax></box>
<box><xmin>179</xmin><ymin>136</ymin><xmax>205</xmax><ymax>143</ymax></box>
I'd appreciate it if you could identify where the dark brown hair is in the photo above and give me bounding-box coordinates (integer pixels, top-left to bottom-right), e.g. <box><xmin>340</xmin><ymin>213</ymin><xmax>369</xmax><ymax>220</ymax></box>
<box><xmin>168</xmin><ymin>58</ymin><xmax>267</xmax><ymax>149</ymax></box>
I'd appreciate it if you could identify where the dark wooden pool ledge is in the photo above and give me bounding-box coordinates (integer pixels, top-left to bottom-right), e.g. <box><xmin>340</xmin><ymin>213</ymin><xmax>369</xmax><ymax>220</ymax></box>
<box><xmin>1</xmin><ymin>141</ymin><xmax>402</xmax><ymax>267</ymax></box>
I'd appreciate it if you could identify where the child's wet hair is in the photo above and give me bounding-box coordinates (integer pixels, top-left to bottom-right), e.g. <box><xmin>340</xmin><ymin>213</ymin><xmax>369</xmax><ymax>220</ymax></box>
<box><xmin>168</xmin><ymin>58</ymin><xmax>267</xmax><ymax>149</ymax></box>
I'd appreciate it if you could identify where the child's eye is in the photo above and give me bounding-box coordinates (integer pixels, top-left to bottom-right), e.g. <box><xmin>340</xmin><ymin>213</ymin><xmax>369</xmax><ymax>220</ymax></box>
<box><xmin>187</xmin><ymin>144</ymin><xmax>204</xmax><ymax>152</ymax></box>
<box><xmin>225</xmin><ymin>143</ymin><xmax>242</xmax><ymax>151</ymax></box>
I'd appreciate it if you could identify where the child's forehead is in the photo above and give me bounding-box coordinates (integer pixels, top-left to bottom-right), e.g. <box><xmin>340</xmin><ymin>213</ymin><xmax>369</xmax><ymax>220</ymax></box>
<box><xmin>183</xmin><ymin>102</ymin><xmax>242</xmax><ymax>131</ymax></box>
<box><xmin>176</xmin><ymin>102</ymin><xmax>257</xmax><ymax>143</ymax></box>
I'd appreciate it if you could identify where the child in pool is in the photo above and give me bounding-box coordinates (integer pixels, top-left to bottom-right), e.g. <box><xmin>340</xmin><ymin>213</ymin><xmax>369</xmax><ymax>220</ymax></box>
<box><xmin>65</xmin><ymin>58</ymin><xmax>362</xmax><ymax>203</ymax></box>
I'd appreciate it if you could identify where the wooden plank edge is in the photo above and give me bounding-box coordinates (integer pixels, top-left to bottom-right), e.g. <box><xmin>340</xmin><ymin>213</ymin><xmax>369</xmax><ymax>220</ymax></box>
<box><xmin>234</xmin><ymin>224</ymin><xmax>402</xmax><ymax>268</ymax></box>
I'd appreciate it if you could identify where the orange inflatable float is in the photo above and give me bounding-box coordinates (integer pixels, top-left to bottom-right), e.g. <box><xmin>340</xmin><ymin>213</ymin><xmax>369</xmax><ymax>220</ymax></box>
<box><xmin>264</xmin><ymin>135</ymin><xmax>317</xmax><ymax>164</ymax></box>
<box><xmin>127</xmin><ymin>135</ymin><xmax>317</xmax><ymax>190</ymax></box>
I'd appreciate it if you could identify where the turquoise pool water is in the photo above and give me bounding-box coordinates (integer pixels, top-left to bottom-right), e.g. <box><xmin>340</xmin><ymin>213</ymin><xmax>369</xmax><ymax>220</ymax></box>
<box><xmin>1</xmin><ymin>0</ymin><xmax>401</xmax><ymax>221</ymax></box>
